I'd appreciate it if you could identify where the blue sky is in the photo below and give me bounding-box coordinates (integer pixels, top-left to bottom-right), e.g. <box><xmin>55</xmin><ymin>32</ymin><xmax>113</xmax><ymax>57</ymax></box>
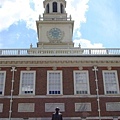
<box><xmin>0</xmin><ymin>0</ymin><xmax>120</xmax><ymax>48</ymax></box>
<box><xmin>78</xmin><ymin>0</ymin><xmax>120</xmax><ymax>48</ymax></box>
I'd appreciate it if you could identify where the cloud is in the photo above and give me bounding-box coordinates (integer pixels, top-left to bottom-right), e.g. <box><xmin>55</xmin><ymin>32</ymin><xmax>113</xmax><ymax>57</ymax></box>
<box><xmin>0</xmin><ymin>0</ymin><xmax>92</xmax><ymax>48</ymax></box>
<box><xmin>0</xmin><ymin>35</ymin><xmax>4</xmax><ymax>48</ymax></box>
<box><xmin>0</xmin><ymin>0</ymin><xmax>89</xmax><ymax>32</ymax></box>
<box><xmin>73</xmin><ymin>39</ymin><xmax>104</xmax><ymax>48</ymax></box>
<box><xmin>0</xmin><ymin>0</ymin><xmax>43</xmax><ymax>32</ymax></box>
<box><xmin>66</xmin><ymin>0</ymin><xmax>89</xmax><ymax>30</ymax></box>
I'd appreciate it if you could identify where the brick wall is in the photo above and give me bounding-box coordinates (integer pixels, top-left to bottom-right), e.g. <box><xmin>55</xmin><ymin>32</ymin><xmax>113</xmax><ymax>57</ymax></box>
<box><xmin>0</xmin><ymin>66</ymin><xmax>120</xmax><ymax>118</ymax></box>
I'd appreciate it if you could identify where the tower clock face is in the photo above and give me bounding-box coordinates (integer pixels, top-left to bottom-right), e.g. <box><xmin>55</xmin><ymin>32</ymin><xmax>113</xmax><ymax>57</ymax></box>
<box><xmin>47</xmin><ymin>28</ymin><xmax>64</xmax><ymax>42</ymax></box>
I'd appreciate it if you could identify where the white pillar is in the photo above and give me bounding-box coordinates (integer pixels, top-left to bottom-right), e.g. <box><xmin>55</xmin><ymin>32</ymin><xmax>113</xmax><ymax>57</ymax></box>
<box><xmin>58</xmin><ymin>2</ymin><xmax>60</xmax><ymax>13</ymax></box>
<box><xmin>9</xmin><ymin>67</ymin><xmax>17</xmax><ymax>120</ymax></box>
<box><xmin>92</xmin><ymin>66</ymin><xmax>101</xmax><ymax>120</ymax></box>
<box><xmin>50</xmin><ymin>2</ymin><xmax>52</xmax><ymax>13</ymax></box>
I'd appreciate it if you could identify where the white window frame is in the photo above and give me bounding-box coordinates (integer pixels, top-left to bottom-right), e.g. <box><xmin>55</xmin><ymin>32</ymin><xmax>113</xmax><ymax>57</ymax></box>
<box><xmin>103</xmin><ymin>70</ymin><xmax>119</xmax><ymax>95</ymax></box>
<box><xmin>74</xmin><ymin>71</ymin><xmax>90</xmax><ymax>95</ymax></box>
<box><xmin>19</xmin><ymin>71</ymin><xmax>36</xmax><ymax>95</ymax></box>
<box><xmin>0</xmin><ymin>71</ymin><xmax>6</xmax><ymax>96</ymax></box>
<box><xmin>47</xmin><ymin>71</ymin><xmax>63</xmax><ymax>95</ymax></box>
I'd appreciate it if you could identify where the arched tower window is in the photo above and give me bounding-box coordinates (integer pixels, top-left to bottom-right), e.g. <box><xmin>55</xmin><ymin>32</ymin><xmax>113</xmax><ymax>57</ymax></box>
<box><xmin>60</xmin><ymin>3</ymin><xmax>64</xmax><ymax>13</ymax></box>
<box><xmin>53</xmin><ymin>2</ymin><xmax>57</xmax><ymax>12</ymax></box>
<box><xmin>46</xmin><ymin>3</ymin><xmax>49</xmax><ymax>13</ymax></box>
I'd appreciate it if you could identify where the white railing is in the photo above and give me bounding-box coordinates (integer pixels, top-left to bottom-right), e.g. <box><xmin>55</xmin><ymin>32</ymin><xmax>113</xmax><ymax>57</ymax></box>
<box><xmin>0</xmin><ymin>48</ymin><xmax>120</xmax><ymax>56</ymax></box>
<box><xmin>39</xmin><ymin>15</ymin><xmax>72</xmax><ymax>21</ymax></box>
<box><xmin>82</xmin><ymin>48</ymin><xmax>120</xmax><ymax>55</ymax></box>
<box><xmin>0</xmin><ymin>49</ymin><xmax>28</xmax><ymax>55</ymax></box>
<box><xmin>39</xmin><ymin>17</ymin><xmax>71</xmax><ymax>21</ymax></box>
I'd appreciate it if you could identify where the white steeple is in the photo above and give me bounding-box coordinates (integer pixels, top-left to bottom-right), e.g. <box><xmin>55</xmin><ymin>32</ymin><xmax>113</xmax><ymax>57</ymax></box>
<box><xmin>36</xmin><ymin>0</ymin><xmax>74</xmax><ymax>48</ymax></box>
<box><xmin>44</xmin><ymin>0</ymin><xmax>66</xmax><ymax>13</ymax></box>
<box><xmin>43</xmin><ymin>0</ymin><xmax>67</xmax><ymax>21</ymax></box>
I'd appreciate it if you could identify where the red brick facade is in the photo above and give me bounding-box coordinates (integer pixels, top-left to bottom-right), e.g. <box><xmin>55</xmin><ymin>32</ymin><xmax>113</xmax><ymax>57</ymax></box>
<box><xmin>0</xmin><ymin>66</ymin><xmax>120</xmax><ymax>119</ymax></box>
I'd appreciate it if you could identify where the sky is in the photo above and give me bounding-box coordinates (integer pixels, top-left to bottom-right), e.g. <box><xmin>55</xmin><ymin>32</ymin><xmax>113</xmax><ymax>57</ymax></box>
<box><xmin>0</xmin><ymin>0</ymin><xmax>120</xmax><ymax>49</ymax></box>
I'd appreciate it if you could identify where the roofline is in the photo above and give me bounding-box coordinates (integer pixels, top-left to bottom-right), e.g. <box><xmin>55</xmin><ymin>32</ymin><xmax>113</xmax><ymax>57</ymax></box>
<box><xmin>0</xmin><ymin>55</ymin><xmax>120</xmax><ymax>57</ymax></box>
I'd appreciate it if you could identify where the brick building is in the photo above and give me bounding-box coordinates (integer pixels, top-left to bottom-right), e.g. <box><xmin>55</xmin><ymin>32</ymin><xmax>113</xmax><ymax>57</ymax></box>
<box><xmin>0</xmin><ymin>0</ymin><xmax>120</xmax><ymax>120</ymax></box>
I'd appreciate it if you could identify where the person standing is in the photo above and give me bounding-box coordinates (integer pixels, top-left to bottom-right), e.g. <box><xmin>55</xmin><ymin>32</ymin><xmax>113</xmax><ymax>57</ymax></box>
<box><xmin>52</xmin><ymin>107</ymin><xmax>63</xmax><ymax>120</ymax></box>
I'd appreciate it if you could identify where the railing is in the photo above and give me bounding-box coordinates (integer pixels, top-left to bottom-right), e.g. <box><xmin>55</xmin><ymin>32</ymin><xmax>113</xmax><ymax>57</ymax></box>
<box><xmin>0</xmin><ymin>48</ymin><xmax>120</xmax><ymax>56</ymax></box>
<box><xmin>39</xmin><ymin>15</ymin><xmax>72</xmax><ymax>21</ymax></box>
<box><xmin>82</xmin><ymin>48</ymin><xmax>120</xmax><ymax>55</ymax></box>
<box><xmin>39</xmin><ymin>17</ymin><xmax>72</xmax><ymax>21</ymax></box>
<box><xmin>0</xmin><ymin>49</ymin><xmax>28</xmax><ymax>55</ymax></box>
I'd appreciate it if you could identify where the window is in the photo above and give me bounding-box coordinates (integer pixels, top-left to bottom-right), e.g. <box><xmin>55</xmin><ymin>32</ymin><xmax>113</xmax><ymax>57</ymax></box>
<box><xmin>103</xmin><ymin>71</ymin><xmax>119</xmax><ymax>94</ymax></box>
<box><xmin>47</xmin><ymin>71</ymin><xmax>63</xmax><ymax>95</ymax></box>
<box><xmin>0</xmin><ymin>71</ymin><xmax>6</xmax><ymax>95</ymax></box>
<box><xmin>53</xmin><ymin>2</ymin><xmax>57</xmax><ymax>12</ymax></box>
<box><xmin>20</xmin><ymin>71</ymin><xmax>36</xmax><ymax>95</ymax></box>
<box><xmin>46</xmin><ymin>3</ymin><xmax>49</xmax><ymax>13</ymax></box>
<box><xmin>74</xmin><ymin>71</ymin><xmax>90</xmax><ymax>95</ymax></box>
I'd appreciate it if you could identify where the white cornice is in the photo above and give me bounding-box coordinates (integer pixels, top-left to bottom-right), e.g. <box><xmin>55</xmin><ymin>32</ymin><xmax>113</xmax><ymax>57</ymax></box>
<box><xmin>0</xmin><ymin>56</ymin><xmax>120</xmax><ymax>67</ymax></box>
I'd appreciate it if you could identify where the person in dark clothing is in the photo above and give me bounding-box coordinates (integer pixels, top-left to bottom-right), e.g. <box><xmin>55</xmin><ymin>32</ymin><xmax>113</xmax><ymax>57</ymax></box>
<box><xmin>52</xmin><ymin>107</ymin><xmax>63</xmax><ymax>120</ymax></box>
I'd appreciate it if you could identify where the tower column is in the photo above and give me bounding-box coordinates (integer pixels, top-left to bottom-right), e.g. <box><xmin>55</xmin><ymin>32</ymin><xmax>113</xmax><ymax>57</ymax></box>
<box><xmin>36</xmin><ymin>0</ymin><xmax>74</xmax><ymax>48</ymax></box>
<box><xmin>50</xmin><ymin>2</ymin><xmax>52</xmax><ymax>13</ymax></box>
<box><xmin>58</xmin><ymin>2</ymin><xmax>60</xmax><ymax>13</ymax></box>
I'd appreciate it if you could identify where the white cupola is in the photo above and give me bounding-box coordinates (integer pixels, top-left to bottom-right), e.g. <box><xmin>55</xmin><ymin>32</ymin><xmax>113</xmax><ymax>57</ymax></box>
<box><xmin>44</xmin><ymin>0</ymin><xmax>66</xmax><ymax>13</ymax></box>
<box><xmin>36</xmin><ymin>0</ymin><xmax>74</xmax><ymax>49</ymax></box>
<box><xmin>43</xmin><ymin>0</ymin><xmax>67</xmax><ymax>20</ymax></box>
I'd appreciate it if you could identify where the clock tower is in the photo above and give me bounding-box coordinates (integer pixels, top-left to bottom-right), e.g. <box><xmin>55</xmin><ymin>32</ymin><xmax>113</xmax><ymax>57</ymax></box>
<box><xmin>36</xmin><ymin>0</ymin><xmax>74</xmax><ymax>48</ymax></box>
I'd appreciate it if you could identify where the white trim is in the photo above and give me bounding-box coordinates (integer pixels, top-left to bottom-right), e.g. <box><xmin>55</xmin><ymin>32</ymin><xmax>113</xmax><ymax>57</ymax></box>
<box><xmin>73</xmin><ymin>70</ymin><xmax>90</xmax><ymax>95</ymax></box>
<box><xmin>106</xmin><ymin>102</ymin><xmax>120</xmax><ymax>111</ymax></box>
<box><xmin>0</xmin><ymin>103</ymin><xmax>3</xmax><ymax>112</ymax></box>
<box><xmin>18</xmin><ymin>103</ymin><xmax>35</xmax><ymax>112</ymax></box>
<box><xmin>0</xmin><ymin>116</ymin><xmax>118</xmax><ymax>120</ymax></box>
<box><xmin>1</xmin><ymin>94</ymin><xmax>120</xmax><ymax>99</ymax></box>
<box><xmin>102</xmin><ymin>70</ymin><xmax>119</xmax><ymax>95</ymax></box>
<box><xmin>45</xmin><ymin>103</ymin><xmax>65</xmax><ymax>112</ymax></box>
<box><xmin>19</xmin><ymin>71</ymin><xmax>36</xmax><ymax>95</ymax></box>
<box><xmin>47</xmin><ymin>70</ymin><xmax>63</xmax><ymax>95</ymax></box>
<box><xmin>75</xmin><ymin>103</ymin><xmax>91</xmax><ymax>112</ymax></box>
<box><xmin>0</xmin><ymin>71</ymin><xmax>6</xmax><ymax>96</ymax></box>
